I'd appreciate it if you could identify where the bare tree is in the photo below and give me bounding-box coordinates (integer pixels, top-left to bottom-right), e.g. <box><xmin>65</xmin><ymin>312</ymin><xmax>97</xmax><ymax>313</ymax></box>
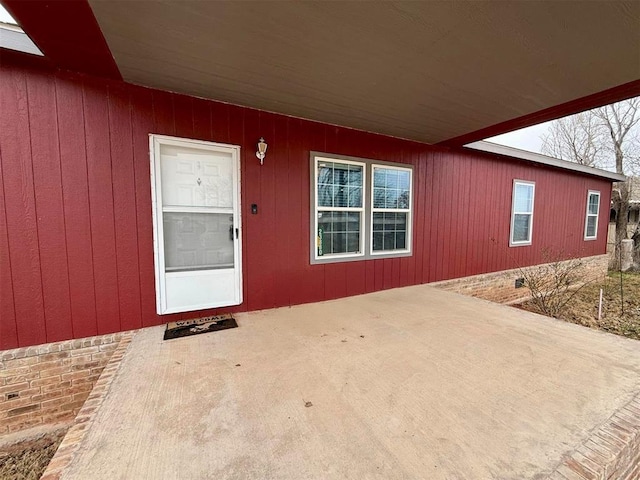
<box><xmin>541</xmin><ymin>111</ymin><xmax>606</xmax><ymax>167</ymax></box>
<box><xmin>541</xmin><ymin>97</ymin><xmax>640</xmax><ymax>266</ymax></box>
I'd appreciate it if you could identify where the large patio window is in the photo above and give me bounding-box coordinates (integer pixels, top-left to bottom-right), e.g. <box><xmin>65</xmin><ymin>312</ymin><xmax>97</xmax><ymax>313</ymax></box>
<box><xmin>311</xmin><ymin>153</ymin><xmax>413</xmax><ymax>264</ymax></box>
<box><xmin>584</xmin><ymin>190</ymin><xmax>600</xmax><ymax>240</ymax></box>
<box><xmin>510</xmin><ymin>180</ymin><xmax>535</xmax><ymax>246</ymax></box>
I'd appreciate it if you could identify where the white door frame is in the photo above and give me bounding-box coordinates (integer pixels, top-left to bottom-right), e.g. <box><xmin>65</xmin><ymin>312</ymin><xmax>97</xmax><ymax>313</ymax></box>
<box><xmin>149</xmin><ymin>134</ymin><xmax>243</xmax><ymax>314</ymax></box>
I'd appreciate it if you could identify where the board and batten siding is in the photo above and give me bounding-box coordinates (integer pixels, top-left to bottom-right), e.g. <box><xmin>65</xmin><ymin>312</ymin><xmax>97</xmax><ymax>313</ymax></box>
<box><xmin>0</xmin><ymin>60</ymin><xmax>611</xmax><ymax>349</ymax></box>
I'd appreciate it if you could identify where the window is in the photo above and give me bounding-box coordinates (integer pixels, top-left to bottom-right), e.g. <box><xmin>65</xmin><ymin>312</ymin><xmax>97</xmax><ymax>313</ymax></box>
<box><xmin>584</xmin><ymin>190</ymin><xmax>600</xmax><ymax>240</ymax></box>
<box><xmin>311</xmin><ymin>153</ymin><xmax>413</xmax><ymax>263</ymax></box>
<box><xmin>315</xmin><ymin>158</ymin><xmax>365</xmax><ymax>258</ymax></box>
<box><xmin>371</xmin><ymin>165</ymin><xmax>412</xmax><ymax>254</ymax></box>
<box><xmin>510</xmin><ymin>180</ymin><xmax>535</xmax><ymax>246</ymax></box>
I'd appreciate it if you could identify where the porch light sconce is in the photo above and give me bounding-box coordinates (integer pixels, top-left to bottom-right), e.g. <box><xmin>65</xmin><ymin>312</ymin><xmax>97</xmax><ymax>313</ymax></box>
<box><xmin>256</xmin><ymin>137</ymin><xmax>268</xmax><ymax>165</ymax></box>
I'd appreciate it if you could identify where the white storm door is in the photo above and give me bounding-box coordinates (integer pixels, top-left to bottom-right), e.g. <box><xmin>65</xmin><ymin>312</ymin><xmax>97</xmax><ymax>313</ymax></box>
<box><xmin>150</xmin><ymin>135</ymin><xmax>242</xmax><ymax>315</ymax></box>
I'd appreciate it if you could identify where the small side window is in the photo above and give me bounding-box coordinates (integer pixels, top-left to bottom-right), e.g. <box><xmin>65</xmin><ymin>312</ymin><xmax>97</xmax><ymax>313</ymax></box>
<box><xmin>510</xmin><ymin>180</ymin><xmax>535</xmax><ymax>246</ymax></box>
<box><xmin>584</xmin><ymin>190</ymin><xmax>600</xmax><ymax>240</ymax></box>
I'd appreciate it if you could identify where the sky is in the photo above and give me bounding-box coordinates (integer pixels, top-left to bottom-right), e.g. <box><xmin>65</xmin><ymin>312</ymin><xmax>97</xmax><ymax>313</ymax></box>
<box><xmin>484</xmin><ymin>121</ymin><xmax>552</xmax><ymax>154</ymax></box>
<box><xmin>0</xmin><ymin>4</ymin><xmax>16</xmax><ymax>24</ymax></box>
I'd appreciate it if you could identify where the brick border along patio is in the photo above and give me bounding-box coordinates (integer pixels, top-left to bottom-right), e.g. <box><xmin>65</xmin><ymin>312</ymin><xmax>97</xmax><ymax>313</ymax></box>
<box><xmin>0</xmin><ymin>333</ymin><xmax>128</xmax><ymax>434</ymax></box>
<box><xmin>40</xmin><ymin>331</ymin><xmax>134</xmax><ymax>480</ymax></box>
<box><xmin>547</xmin><ymin>393</ymin><xmax>640</xmax><ymax>480</ymax></box>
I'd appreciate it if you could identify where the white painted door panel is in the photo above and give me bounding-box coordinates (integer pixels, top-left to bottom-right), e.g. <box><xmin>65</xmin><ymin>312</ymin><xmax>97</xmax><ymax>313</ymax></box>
<box><xmin>165</xmin><ymin>270</ymin><xmax>236</xmax><ymax>313</ymax></box>
<box><xmin>160</xmin><ymin>147</ymin><xmax>233</xmax><ymax>208</ymax></box>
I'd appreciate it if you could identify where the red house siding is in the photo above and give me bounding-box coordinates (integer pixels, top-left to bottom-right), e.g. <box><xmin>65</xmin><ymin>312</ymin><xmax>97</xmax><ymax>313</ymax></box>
<box><xmin>0</xmin><ymin>61</ymin><xmax>611</xmax><ymax>349</ymax></box>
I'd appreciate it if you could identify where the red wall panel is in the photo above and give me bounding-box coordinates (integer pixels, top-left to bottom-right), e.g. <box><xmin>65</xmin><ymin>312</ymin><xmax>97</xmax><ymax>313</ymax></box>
<box><xmin>56</xmin><ymin>73</ymin><xmax>98</xmax><ymax>340</ymax></box>
<box><xmin>108</xmin><ymin>83</ymin><xmax>142</xmax><ymax>333</ymax></box>
<box><xmin>0</xmin><ymin>148</ymin><xmax>18</xmax><ymax>349</ymax></box>
<box><xmin>0</xmin><ymin>64</ymin><xmax>47</xmax><ymax>348</ymax></box>
<box><xmin>27</xmin><ymin>69</ymin><xmax>74</xmax><ymax>343</ymax></box>
<box><xmin>0</xmin><ymin>61</ymin><xmax>613</xmax><ymax>349</ymax></box>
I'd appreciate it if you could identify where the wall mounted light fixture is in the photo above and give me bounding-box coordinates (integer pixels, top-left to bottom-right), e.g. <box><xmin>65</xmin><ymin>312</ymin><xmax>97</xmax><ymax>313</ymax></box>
<box><xmin>256</xmin><ymin>137</ymin><xmax>268</xmax><ymax>165</ymax></box>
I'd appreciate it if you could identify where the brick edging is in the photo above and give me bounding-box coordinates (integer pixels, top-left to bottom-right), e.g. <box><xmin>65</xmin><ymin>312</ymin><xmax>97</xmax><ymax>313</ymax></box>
<box><xmin>546</xmin><ymin>392</ymin><xmax>640</xmax><ymax>480</ymax></box>
<box><xmin>40</xmin><ymin>331</ymin><xmax>136</xmax><ymax>480</ymax></box>
<box><xmin>0</xmin><ymin>333</ymin><xmax>127</xmax><ymax>435</ymax></box>
<box><xmin>431</xmin><ymin>254</ymin><xmax>608</xmax><ymax>305</ymax></box>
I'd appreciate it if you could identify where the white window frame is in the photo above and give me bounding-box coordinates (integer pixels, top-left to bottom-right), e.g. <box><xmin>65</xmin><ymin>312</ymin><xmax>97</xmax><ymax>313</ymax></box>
<box><xmin>509</xmin><ymin>180</ymin><xmax>535</xmax><ymax>247</ymax></box>
<box><xmin>310</xmin><ymin>152</ymin><xmax>413</xmax><ymax>264</ymax></box>
<box><xmin>370</xmin><ymin>164</ymin><xmax>412</xmax><ymax>256</ymax></box>
<box><xmin>584</xmin><ymin>190</ymin><xmax>600</xmax><ymax>240</ymax></box>
<box><xmin>312</xmin><ymin>156</ymin><xmax>366</xmax><ymax>262</ymax></box>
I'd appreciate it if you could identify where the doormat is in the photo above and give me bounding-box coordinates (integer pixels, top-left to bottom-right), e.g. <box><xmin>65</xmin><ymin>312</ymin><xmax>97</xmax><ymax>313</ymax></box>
<box><xmin>163</xmin><ymin>314</ymin><xmax>238</xmax><ymax>340</ymax></box>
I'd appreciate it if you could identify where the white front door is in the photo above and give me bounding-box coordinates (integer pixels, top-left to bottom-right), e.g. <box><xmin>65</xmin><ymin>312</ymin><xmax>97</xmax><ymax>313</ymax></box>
<box><xmin>150</xmin><ymin>135</ymin><xmax>242</xmax><ymax>314</ymax></box>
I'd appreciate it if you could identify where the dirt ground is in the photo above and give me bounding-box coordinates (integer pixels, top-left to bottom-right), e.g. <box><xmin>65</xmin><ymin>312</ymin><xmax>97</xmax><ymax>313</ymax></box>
<box><xmin>518</xmin><ymin>271</ymin><xmax>640</xmax><ymax>340</ymax></box>
<box><xmin>0</xmin><ymin>428</ymin><xmax>67</xmax><ymax>480</ymax></box>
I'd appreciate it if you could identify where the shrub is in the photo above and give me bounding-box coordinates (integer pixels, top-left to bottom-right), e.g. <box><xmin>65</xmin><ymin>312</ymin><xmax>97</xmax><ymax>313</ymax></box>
<box><xmin>520</xmin><ymin>250</ymin><xmax>589</xmax><ymax>318</ymax></box>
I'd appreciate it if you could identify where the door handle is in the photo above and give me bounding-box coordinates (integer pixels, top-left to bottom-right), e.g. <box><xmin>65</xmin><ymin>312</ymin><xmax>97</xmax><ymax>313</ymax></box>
<box><xmin>235</xmin><ymin>228</ymin><xmax>239</xmax><ymax>239</ymax></box>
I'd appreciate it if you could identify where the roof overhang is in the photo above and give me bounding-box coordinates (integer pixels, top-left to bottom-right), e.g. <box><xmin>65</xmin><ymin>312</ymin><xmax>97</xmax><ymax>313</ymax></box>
<box><xmin>1</xmin><ymin>1</ymin><xmax>639</xmax><ymax>145</ymax></box>
<box><xmin>465</xmin><ymin>141</ymin><xmax>627</xmax><ymax>182</ymax></box>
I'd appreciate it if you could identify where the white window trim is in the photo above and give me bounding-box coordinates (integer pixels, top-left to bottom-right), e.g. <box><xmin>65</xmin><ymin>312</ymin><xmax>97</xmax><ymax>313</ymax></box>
<box><xmin>584</xmin><ymin>190</ymin><xmax>600</xmax><ymax>240</ymax></box>
<box><xmin>509</xmin><ymin>180</ymin><xmax>535</xmax><ymax>247</ymax></box>
<box><xmin>313</xmin><ymin>156</ymin><xmax>366</xmax><ymax>262</ymax></box>
<box><xmin>310</xmin><ymin>152</ymin><xmax>413</xmax><ymax>264</ymax></box>
<box><xmin>370</xmin><ymin>164</ymin><xmax>412</xmax><ymax>256</ymax></box>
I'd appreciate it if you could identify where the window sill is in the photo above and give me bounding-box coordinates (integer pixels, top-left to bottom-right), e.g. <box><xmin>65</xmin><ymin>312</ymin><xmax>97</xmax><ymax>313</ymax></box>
<box><xmin>509</xmin><ymin>241</ymin><xmax>532</xmax><ymax>247</ymax></box>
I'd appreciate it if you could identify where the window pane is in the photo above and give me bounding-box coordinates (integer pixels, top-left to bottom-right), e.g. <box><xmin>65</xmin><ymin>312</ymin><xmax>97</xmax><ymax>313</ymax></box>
<box><xmin>586</xmin><ymin>216</ymin><xmax>597</xmax><ymax>237</ymax></box>
<box><xmin>332</xmin><ymin>232</ymin><xmax>346</xmax><ymax>253</ymax></box>
<box><xmin>512</xmin><ymin>213</ymin><xmax>531</xmax><ymax>242</ymax></box>
<box><xmin>373</xmin><ymin>167</ymin><xmax>411</xmax><ymax>211</ymax></box>
<box><xmin>397</xmin><ymin>189</ymin><xmax>410</xmax><ymax>209</ymax></box>
<box><xmin>163</xmin><ymin>212</ymin><xmax>234</xmax><ymax>271</ymax></box>
<box><xmin>372</xmin><ymin>212</ymin><xmax>408</xmax><ymax>251</ymax></box>
<box><xmin>346</xmin><ymin>232</ymin><xmax>360</xmax><ymax>252</ymax></box>
<box><xmin>373</xmin><ymin>168</ymin><xmax>386</xmax><ymax>188</ymax></box>
<box><xmin>373</xmin><ymin>232</ymin><xmax>383</xmax><ymax>251</ymax></box>
<box><xmin>348</xmin><ymin>165</ymin><xmax>362</xmax><ymax>186</ymax></box>
<box><xmin>317</xmin><ymin>184</ymin><xmax>333</xmax><ymax>207</ymax></box>
<box><xmin>588</xmin><ymin>194</ymin><xmax>599</xmax><ymax>215</ymax></box>
<box><xmin>373</xmin><ymin>212</ymin><xmax>384</xmax><ymax>231</ymax></box>
<box><xmin>385</xmin><ymin>190</ymin><xmax>399</xmax><ymax>209</ymax></box>
<box><xmin>333</xmin><ymin>185</ymin><xmax>348</xmax><ymax>207</ymax></box>
<box><xmin>373</xmin><ymin>188</ymin><xmax>386</xmax><ymax>208</ymax></box>
<box><xmin>317</xmin><ymin>211</ymin><xmax>361</xmax><ymax>255</ymax></box>
<box><xmin>385</xmin><ymin>170</ymin><xmax>399</xmax><ymax>188</ymax></box>
<box><xmin>317</xmin><ymin>162</ymin><xmax>333</xmax><ymax>184</ymax></box>
<box><xmin>514</xmin><ymin>184</ymin><xmax>533</xmax><ymax>212</ymax></box>
<box><xmin>383</xmin><ymin>232</ymin><xmax>395</xmax><ymax>249</ymax></box>
<box><xmin>348</xmin><ymin>187</ymin><xmax>362</xmax><ymax>208</ymax></box>
<box><xmin>317</xmin><ymin>161</ymin><xmax>363</xmax><ymax>208</ymax></box>
<box><xmin>398</xmin><ymin>171</ymin><xmax>410</xmax><ymax>190</ymax></box>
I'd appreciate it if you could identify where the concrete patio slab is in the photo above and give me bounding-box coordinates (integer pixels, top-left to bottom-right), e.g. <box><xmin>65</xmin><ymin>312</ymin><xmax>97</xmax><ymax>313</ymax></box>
<box><xmin>56</xmin><ymin>286</ymin><xmax>640</xmax><ymax>479</ymax></box>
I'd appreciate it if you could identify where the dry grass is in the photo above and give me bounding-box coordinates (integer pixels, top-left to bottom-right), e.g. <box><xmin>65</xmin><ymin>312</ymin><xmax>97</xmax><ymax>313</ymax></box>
<box><xmin>0</xmin><ymin>428</ymin><xmax>67</xmax><ymax>480</ymax></box>
<box><xmin>519</xmin><ymin>271</ymin><xmax>640</xmax><ymax>340</ymax></box>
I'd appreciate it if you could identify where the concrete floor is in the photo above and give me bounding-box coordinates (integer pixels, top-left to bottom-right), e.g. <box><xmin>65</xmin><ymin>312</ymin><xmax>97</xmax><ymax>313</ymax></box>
<box><xmin>62</xmin><ymin>286</ymin><xmax>640</xmax><ymax>480</ymax></box>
